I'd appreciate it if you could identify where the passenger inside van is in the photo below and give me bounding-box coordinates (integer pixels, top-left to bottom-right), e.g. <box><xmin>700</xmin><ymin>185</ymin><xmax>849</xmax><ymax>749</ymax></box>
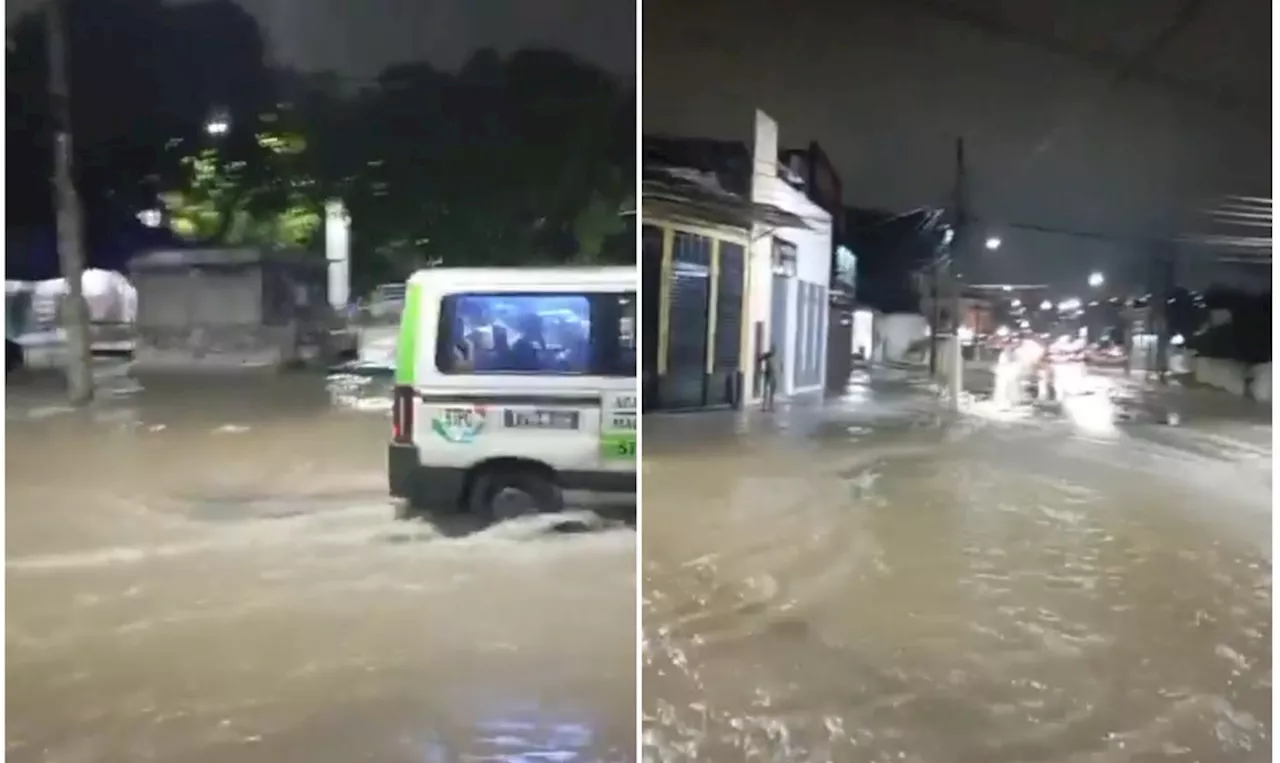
<box><xmin>507</xmin><ymin>313</ymin><xmax>545</xmax><ymax>372</ymax></box>
<box><xmin>452</xmin><ymin>315</ymin><xmax>475</xmax><ymax>372</ymax></box>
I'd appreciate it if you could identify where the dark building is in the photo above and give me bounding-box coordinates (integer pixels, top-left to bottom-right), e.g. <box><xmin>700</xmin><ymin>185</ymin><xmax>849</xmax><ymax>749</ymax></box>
<box><xmin>842</xmin><ymin>205</ymin><xmax>945</xmax><ymax>315</ymax></box>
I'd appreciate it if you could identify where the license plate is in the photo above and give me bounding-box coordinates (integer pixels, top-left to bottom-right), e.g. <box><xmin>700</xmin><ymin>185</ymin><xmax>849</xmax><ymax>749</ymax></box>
<box><xmin>503</xmin><ymin>409</ymin><xmax>580</xmax><ymax>430</ymax></box>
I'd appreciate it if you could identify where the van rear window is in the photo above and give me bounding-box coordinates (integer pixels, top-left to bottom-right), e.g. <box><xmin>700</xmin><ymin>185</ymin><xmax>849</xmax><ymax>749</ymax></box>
<box><xmin>436</xmin><ymin>291</ymin><xmax>635</xmax><ymax>378</ymax></box>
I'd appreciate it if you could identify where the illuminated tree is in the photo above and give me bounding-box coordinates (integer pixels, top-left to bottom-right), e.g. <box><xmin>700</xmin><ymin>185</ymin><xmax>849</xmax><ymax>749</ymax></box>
<box><xmin>161</xmin><ymin>125</ymin><xmax>322</xmax><ymax>248</ymax></box>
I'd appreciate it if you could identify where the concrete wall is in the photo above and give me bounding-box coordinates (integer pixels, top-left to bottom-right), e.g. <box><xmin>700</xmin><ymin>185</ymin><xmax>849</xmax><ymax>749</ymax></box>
<box><xmin>1252</xmin><ymin>363</ymin><xmax>1271</xmax><ymax>403</ymax></box>
<box><xmin>745</xmin><ymin>109</ymin><xmax>833</xmax><ymax>398</ymax></box>
<box><xmin>745</xmin><ymin>110</ymin><xmax>779</xmax><ymax>400</ymax></box>
<box><xmin>877</xmin><ymin>313</ymin><xmax>929</xmax><ymax>363</ymax></box>
<box><xmin>1192</xmin><ymin>354</ymin><xmax>1272</xmax><ymax>404</ymax></box>
<box><xmin>132</xmin><ymin>268</ymin><xmax>287</xmax><ymax>367</ymax></box>
<box><xmin>135</xmin><ymin>269</ymin><xmax>264</xmax><ymax>333</ymax></box>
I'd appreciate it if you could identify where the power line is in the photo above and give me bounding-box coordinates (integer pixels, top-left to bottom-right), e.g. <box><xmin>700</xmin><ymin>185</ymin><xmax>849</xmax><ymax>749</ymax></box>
<box><xmin>995</xmin><ymin>219</ymin><xmax>1158</xmax><ymax>245</ymax></box>
<box><xmin>981</xmin><ymin>219</ymin><xmax>1271</xmax><ymax>266</ymax></box>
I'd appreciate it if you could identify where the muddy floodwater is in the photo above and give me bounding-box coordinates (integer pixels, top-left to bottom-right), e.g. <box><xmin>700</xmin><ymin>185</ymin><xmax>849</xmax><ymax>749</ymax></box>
<box><xmin>7</xmin><ymin>370</ymin><xmax>635</xmax><ymax>763</ymax></box>
<box><xmin>643</xmin><ymin>372</ymin><xmax>1271</xmax><ymax>762</ymax></box>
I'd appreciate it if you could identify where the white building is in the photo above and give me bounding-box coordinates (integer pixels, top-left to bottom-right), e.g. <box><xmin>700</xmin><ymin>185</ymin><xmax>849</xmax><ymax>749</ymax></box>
<box><xmin>744</xmin><ymin>110</ymin><xmax>833</xmax><ymax>401</ymax></box>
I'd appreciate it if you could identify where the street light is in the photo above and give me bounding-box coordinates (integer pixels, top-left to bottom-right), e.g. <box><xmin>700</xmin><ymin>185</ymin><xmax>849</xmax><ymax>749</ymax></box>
<box><xmin>1058</xmin><ymin>297</ymin><xmax>1081</xmax><ymax>312</ymax></box>
<box><xmin>1011</xmin><ymin>298</ymin><xmax>1022</xmax><ymax>308</ymax></box>
<box><xmin>1040</xmin><ymin>299</ymin><xmax>1053</xmax><ymax>310</ymax></box>
<box><xmin>205</xmin><ymin>117</ymin><xmax>230</xmax><ymax>136</ymax></box>
<box><xmin>1088</xmin><ymin>271</ymin><xmax>1104</xmax><ymax>288</ymax></box>
<box><xmin>985</xmin><ymin>236</ymin><xmax>1002</xmax><ymax>250</ymax></box>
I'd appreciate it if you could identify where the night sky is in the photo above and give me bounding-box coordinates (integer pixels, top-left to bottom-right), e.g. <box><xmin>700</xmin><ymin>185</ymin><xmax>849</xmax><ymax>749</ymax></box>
<box><xmin>7</xmin><ymin>0</ymin><xmax>1266</xmax><ymax>292</ymax></box>
<box><xmin>241</xmin><ymin>0</ymin><xmax>635</xmax><ymax>78</ymax></box>
<box><xmin>643</xmin><ymin>0</ymin><xmax>1270</xmax><ymax>293</ymax></box>
<box><xmin>7</xmin><ymin>0</ymin><xmax>637</xmax><ymax>78</ymax></box>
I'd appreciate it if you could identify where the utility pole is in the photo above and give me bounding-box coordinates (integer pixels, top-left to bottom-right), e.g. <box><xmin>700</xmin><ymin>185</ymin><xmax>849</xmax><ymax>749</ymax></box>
<box><xmin>946</xmin><ymin>137</ymin><xmax>967</xmax><ymax>409</ymax></box>
<box><xmin>47</xmin><ymin>0</ymin><xmax>93</xmax><ymax>404</ymax></box>
<box><xmin>1153</xmin><ymin>248</ymin><xmax>1175</xmax><ymax>384</ymax></box>
<box><xmin>1122</xmin><ymin>297</ymin><xmax>1135</xmax><ymax>377</ymax></box>
<box><xmin>927</xmin><ymin>248</ymin><xmax>942</xmax><ymax>377</ymax></box>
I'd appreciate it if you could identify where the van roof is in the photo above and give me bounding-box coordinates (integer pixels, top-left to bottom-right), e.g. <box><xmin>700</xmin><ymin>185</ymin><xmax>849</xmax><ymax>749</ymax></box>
<box><xmin>406</xmin><ymin>266</ymin><xmax>635</xmax><ymax>288</ymax></box>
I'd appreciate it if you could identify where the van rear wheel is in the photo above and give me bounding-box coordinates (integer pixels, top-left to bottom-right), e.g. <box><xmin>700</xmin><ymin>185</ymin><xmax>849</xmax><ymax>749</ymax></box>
<box><xmin>469</xmin><ymin>468</ymin><xmax>563</xmax><ymax>523</ymax></box>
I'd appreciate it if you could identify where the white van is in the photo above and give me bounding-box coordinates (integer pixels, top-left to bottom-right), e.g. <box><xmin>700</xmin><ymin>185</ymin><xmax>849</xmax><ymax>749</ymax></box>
<box><xmin>388</xmin><ymin>267</ymin><xmax>637</xmax><ymax>521</ymax></box>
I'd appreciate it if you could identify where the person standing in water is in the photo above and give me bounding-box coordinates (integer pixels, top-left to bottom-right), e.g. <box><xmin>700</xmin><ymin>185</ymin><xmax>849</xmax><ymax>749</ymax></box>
<box><xmin>759</xmin><ymin>347</ymin><xmax>779</xmax><ymax>411</ymax></box>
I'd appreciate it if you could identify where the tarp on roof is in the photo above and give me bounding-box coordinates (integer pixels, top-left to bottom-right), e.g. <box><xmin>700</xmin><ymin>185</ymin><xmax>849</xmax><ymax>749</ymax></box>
<box><xmin>642</xmin><ymin>167</ymin><xmax>811</xmax><ymax>231</ymax></box>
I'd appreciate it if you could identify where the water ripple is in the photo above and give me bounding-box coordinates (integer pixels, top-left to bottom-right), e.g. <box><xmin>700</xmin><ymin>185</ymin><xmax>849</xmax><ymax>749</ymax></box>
<box><xmin>643</xmin><ymin>423</ymin><xmax>1271</xmax><ymax>761</ymax></box>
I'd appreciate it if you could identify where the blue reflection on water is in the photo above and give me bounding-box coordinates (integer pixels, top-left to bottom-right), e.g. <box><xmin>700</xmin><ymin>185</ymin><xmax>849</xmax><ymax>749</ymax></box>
<box><xmin>414</xmin><ymin>704</ymin><xmax>609</xmax><ymax>763</ymax></box>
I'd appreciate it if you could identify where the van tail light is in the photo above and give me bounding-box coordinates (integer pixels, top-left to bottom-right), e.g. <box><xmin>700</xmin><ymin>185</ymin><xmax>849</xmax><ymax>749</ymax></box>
<box><xmin>392</xmin><ymin>386</ymin><xmax>415</xmax><ymax>444</ymax></box>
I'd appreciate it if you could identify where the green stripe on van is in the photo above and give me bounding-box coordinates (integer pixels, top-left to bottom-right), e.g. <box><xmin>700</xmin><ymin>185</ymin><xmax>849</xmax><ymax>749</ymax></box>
<box><xmin>601</xmin><ymin>431</ymin><xmax>636</xmax><ymax>460</ymax></box>
<box><xmin>394</xmin><ymin>282</ymin><xmax>422</xmax><ymax>385</ymax></box>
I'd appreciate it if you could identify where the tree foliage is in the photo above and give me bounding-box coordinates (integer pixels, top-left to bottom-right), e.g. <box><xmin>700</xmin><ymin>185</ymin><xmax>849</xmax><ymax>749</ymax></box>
<box><xmin>162</xmin><ymin>128</ymin><xmax>321</xmax><ymax>249</ymax></box>
<box><xmin>7</xmin><ymin>1</ymin><xmax>633</xmax><ymax>290</ymax></box>
<box><xmin>330</xmin><ymin>49</ymin><xmax>634</xmax><ymax>281</ymax></box>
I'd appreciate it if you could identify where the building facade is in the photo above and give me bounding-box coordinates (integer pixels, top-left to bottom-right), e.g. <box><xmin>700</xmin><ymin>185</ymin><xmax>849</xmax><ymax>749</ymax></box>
<box><xmin>744</xmin><ymin>111</ymin><xmax>833</xmax><ymax>401</ymax></box>
<box><xmin>782</xmin><ymin>141</ymin><xmax>853</xmax><ymax>391</ymax></box>
<box><xmin>640</xmin><ymin>112</ymin><xmax>831</xmax><ymax>411</ymax></box>
<box><xmin>641</xmin><ymin>114</ymin><xmax>830</xmax><ymax>411</ymax></box>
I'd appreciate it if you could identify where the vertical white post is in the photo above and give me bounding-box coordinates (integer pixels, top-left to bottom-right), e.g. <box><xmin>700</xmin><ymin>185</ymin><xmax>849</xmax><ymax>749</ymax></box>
<box><xmin>949</xmin><ymin>334</ymin><xmax>963</xmax><ymax>409</ymax></box>
<box><xmin>325</xmin><ymin>199</ymin><xmax>350</xmax><ymax>311</ymax></box>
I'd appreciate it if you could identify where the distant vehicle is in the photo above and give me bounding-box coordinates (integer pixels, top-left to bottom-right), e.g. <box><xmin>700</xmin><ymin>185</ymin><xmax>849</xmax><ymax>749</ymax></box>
<box><xmin>1048</xmin><ymin>335</ymin><xmax>1086</xmax><ymax>363</ymax></box>
<box><xmin>6</xmin><ymin>271</ymin><xmax>138</xmax><ymax>369</ymax></box>
<box><xmin>365</xmin><ymin>282</ymin><xmax>407</xmax><ymax>320</ymax></box>
<box><xmin>388</xmin><ymin>266</ymin><xmax>636</xmax><ymax>523</ymax></box>
<box><xmin>1086</xmin><ymin>344</ymin><xmax>1126</xmax><ymax>366</ymax></box>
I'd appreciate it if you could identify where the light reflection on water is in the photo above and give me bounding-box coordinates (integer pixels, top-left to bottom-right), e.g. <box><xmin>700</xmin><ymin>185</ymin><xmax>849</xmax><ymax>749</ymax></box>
<box><xmin>642</xmin><ymin>416</ymin><xmax>1271</xmax><ymax>761</ymax></box>
<box><xmin>412</xmin><ymin>714</ymin><xmax>618</xmax><ymax>763</ymax></box>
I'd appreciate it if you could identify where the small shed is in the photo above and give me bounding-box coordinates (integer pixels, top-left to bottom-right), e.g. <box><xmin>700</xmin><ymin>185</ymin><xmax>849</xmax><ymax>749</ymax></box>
<box><xmin>129</xmin><ymin>247</ymin><xmax>330</xmax><ymax>368</ymax></box>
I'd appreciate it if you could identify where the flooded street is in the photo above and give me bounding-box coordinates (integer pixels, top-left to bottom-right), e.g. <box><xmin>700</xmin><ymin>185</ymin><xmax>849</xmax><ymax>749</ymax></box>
<box><xmin>7</xmin><ymin>370</ymin><xmax>635</xmax><ymax>762</ymax></box>
<box><xmin>643</xmin><ymin>370</ymin><xmax>1271</xmax><ymax>761</ymax></box>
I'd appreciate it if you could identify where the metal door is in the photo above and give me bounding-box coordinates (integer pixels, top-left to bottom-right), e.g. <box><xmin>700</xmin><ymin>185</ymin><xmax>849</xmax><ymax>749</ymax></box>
<box><xmin>770</xmin><ymin>274</ymin><xmax>790</xmax><ymax>392</ymax></box>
